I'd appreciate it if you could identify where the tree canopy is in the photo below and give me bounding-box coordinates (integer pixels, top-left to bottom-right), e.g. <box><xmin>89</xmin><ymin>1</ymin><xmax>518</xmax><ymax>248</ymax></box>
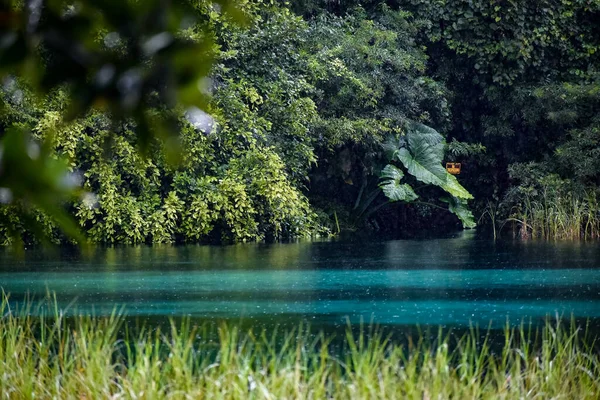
<box><xmin>1</xmin><ymin>0</ymin><xmax>599</xmax><ymax>244</ymax></box>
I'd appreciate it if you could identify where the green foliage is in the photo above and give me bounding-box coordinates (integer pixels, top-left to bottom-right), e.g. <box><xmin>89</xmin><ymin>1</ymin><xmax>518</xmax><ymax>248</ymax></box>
<box><xmin>0</xmin><ymin>127</ymin><xmax>82</xmax><ymax>242</ymax></box>
<box><xmin>478</xmin><ymin>80</ymin><xmax>600</xmax><ymax>237</ymax></box>
<box><xmin>505</xmin><ymin>166</ymin><xmax>600</xmax><ymax>239</ymax></box>
<box><xmin>5</xmin><ymin>0</ymin><xmax>599</xmax><ymax>241</ymax></box>
<box><xmin>446</xmin><ymin>139</ymin><xmax>486</xmax><ymax>159</ymax></box>
<box><xmin>0</xmin><ymin>0</ymin><xmax>246</xmax><ymax>243</ymax></box>
<box><xmin>406</xmin><ymin>0</ymin><xmax>600</xmax><ymax>87</ymax></box>
<box><xmin>378</xmin><ymin>122</ymin><xmax>474</xmax><ymax>228</ymax></box>
<box><xmin>528</xmin><ymin>83</ymin><xmax>600</xmax><ymax>183</ymax></box>
<box><xmin>307</xmin><ymin>6</ymin><xmax>449</xmax><ymax>147</ymax></box>
<box><xmin>441</xmin><ymin>196</ymin><xmax>476</xmax><ymax>229</ymax></box>
<box><xmin>0</xmin><ymin>0</ymin><xmax>243</xmax><ymax>137</ymax></box>
<box><xmin>218</xmin><ymin>6</ymin><xmax>319</xmax><ymax>183</ymax></box>
<box><xmin>18</xmin><ymin>99</ymin><xmax>319</xmax><ymax>244</ymax></box>
<box><xmin>301</xmin><ymin>6</ymin><xmax>462</xmax><ymax>233</ymax></box>
<box><xmin>385</xmin><ymin>0</ymin><xmax>600</xmax><ymax>235</ymax></box>
<box><xmin>379</xmin><ymin>164</ymin><xmax>417</xmax><ymax>202</ymax></box>
<box><xmin>1</xmin><ymin>296</ymin><xmax>600</xmax><ymax>398</ymax></box>
<box><xmin>0</xmin><ymin>3</ymin><xmax>328</xmax><ymax>244</ymax></box>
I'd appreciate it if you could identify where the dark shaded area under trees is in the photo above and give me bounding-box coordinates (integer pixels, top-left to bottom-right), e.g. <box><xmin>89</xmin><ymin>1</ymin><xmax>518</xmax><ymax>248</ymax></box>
<box><xmin>1</xmin><ymin>0</ymin><xmax>599</xmax><ymax>244</ymax></box>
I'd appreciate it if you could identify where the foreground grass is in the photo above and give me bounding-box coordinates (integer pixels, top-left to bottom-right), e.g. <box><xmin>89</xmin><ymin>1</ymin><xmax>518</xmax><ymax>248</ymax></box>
<box><xmin>1</xmin><ymin>301</ymin><xmax>599</xmax><ymax>399</ymax></box>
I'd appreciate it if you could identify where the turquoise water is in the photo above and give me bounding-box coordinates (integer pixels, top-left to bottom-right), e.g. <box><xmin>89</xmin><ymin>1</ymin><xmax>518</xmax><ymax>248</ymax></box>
<box><xmin>1</xmin><ymin>233</ymin><xmax>600</xmax><ymax>328</ymax></box>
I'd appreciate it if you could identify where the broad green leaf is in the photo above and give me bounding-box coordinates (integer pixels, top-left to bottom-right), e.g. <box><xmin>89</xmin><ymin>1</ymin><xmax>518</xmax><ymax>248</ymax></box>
<box><xmin>396</xmin><ymin>146</ymin><xmax>447</xmax><ymax>186</ymax></box>
<box><xmin>379</xmin><ymin>164</ymin><xmax>418</xmax><ymax>202</ymax></box>
<box><xmin>441</xmin><ymin>196</ymin><xmax>477</xmax><ymax>229</ymax></box>
<box><xmin>380</xmin><ymin>163</ymin><xmax>404</xmax><ymax>181</ymax></box>
<box><xmin>381</xmin><ymin>181</ymin><xmax>418</xmax><ymax>202</ymax></box>
<box><xmin>399</xmin><ymin>124</ymin><xmax>446</xmax><ymax>181</ymax></box>
<box><xmin>395</xmin><ymin>123</ymin><xmax>473</xmax><ymax>200</ymax></box>
<box><xmin>443</xmin><ymin>172</ymin><xmax>474</xmax><ymax>200</ymax></box>
<box><xmin>382</xmin><ymin>135</ymin><xmax>404</xmax><ymax>162</ymax></box>
<box><xmin>406</xmin><ymin>121</ymin><xmax>444</xmax><ymax>148</ymax></box>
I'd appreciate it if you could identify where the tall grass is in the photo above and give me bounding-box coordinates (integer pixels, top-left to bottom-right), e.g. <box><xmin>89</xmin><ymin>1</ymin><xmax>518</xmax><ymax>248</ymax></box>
<box><xmin>506</xmin><ymin>181</ymin><xmax>600</xmax><ymax>240</ymax></box>
<box><xmin>1</xmin><ymin>297</ymin><xmax>599</xmax><ymax>399</ymax></box>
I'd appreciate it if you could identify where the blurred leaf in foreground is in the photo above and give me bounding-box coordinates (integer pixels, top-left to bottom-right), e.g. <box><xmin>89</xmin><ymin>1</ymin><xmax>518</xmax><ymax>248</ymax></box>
<box><xmin>0</xmin><ymin>0</ymin><xmax>243</xmax><ymax>245</ymax></box>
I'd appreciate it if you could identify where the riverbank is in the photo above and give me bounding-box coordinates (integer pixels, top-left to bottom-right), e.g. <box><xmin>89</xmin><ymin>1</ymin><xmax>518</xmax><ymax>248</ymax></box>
<box><xmin>1</xmin><ymin>300</ymin><xmax>598</xmax><ymax>399</ymax></box>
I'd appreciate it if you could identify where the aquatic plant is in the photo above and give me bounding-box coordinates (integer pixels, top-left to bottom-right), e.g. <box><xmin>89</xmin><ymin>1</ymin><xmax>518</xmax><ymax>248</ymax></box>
<box><xmin>1</xmin><ymin>296</ymin><xmax>599</xmax><ymax>399</ymax></box>
<box><xmin>504</xmin><ymin>175</ymin><xmax>600</xmax><ymax>240</ymax></box>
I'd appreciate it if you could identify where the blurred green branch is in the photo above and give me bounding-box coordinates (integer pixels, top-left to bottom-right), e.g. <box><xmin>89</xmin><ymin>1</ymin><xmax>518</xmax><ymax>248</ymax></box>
<box><xmin>0</xmin><ymin>0</ymin><xmax>243</xmax><ymax>245</ymax></box>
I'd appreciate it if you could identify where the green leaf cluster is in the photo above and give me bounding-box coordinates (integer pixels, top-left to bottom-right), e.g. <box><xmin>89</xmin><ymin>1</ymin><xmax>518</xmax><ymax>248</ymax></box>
<box><xmin>379</xmin><ymin>122</ymin><xmax>475</xmax><ymax>228</ymax></box>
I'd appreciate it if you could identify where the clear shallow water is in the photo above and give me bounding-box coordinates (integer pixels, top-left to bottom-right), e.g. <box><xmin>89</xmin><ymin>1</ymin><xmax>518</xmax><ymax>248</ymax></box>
<box><xmin>1</xmin><ymin>232</ymin><xmax>600</xmax><ymax>328</ymax></box>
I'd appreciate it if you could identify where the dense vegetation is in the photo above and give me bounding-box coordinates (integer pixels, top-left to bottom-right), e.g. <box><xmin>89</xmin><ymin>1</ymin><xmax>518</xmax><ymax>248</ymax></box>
<box><xmin>1</xmin><ymin>0</ymin><xmax>600</xmax><ymax>244</ymax></box>
<box><xmin>1</xmin><ymin>297</ymin><xmax>598</xmax><ymax>399</ymax></box>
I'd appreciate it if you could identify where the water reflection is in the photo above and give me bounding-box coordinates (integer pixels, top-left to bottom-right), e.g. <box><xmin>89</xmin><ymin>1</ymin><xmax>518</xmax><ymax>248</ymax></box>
<box><xmin>1</xmin><ymin>234</ymin><xmax>600</xmax><ymax>328</ymax></box>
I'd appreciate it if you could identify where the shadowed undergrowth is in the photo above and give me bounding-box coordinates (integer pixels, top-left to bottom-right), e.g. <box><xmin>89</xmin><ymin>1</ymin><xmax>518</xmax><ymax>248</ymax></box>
<box><xmin>1</xmin><ymin>296</ymin><xmax>599</xmax><ymax>399</ymax></box>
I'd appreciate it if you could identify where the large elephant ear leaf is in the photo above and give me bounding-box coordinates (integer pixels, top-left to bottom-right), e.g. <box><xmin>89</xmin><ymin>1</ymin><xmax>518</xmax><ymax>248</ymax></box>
<box><xmin>406</xmin><ymin>121</ymin><xmax>444</xmax><ymax>148</ymax></box>
<box><xmin>380</xmin><ymin>122</ymin><xmax>474</xmax><ymax>221</ymax></box>
<box><xmin>442</xmin><ymin>173</ymin><xmax>473</xmax><ymax>200</ymax></box>
<box><xmin>382</xmin><ymin>135</ymin><xmax>404</xmax><ymax>162</ymax></box>
<box><xmin>396</xmin><ymin>123</ymin><xmax>472</xmax><ymax>200</ymax></box>
<box><xmin>379</xmin><ymin>164</ymin><xmax>418</xmax><ymax>202</ymax></box>
<box><xmin>380</xmin><ymin>163</ymin><xmax>405</xmax><ymax>181</ymax></box>
<box><xmin>396</xmin><ymin>145</ymin><xmax>447</xmax><ymax>187</ymax></box>
<box><xmin>383</xmin><ymin>122</ymin><xmax>441</xmax><ymax>162</ymax></box>
<box><xmin>441</xmin><ymin>196</ymin><xmax>477</xmax><ymax>229</ymax></box>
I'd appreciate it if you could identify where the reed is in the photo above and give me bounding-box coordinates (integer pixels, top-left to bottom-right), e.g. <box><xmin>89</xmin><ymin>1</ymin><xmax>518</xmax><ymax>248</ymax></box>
<box><xmin>508</xmin><ymin>183</ymin><xmax>600</xmax><ymax>240</ymax></box>
<box><xmin>1</xmin><ymin>296</ymin><xmax>599</xmax><ymax>399</ymax></box>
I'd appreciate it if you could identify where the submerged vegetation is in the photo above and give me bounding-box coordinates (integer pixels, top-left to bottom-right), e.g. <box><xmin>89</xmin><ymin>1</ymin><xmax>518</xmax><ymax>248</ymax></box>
<box><xmin>1</xmin><ymin>297</ymin><xmax>599</xmax><ymax>399</ymax></box>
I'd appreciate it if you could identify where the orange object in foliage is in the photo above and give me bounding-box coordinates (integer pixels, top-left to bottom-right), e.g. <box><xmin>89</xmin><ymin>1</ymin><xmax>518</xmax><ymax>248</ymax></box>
<box><xmin>446</xmin><ymin>162</ymin><xmax>461</xmax><ymax>175</ymax></box>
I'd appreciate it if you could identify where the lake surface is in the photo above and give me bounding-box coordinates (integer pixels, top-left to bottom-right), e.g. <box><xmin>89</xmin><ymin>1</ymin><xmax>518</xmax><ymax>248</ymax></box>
<box><xmin>1</xmin><ymin>232</ymin><xmax>600</xmax><ymax>329</ymax></box>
